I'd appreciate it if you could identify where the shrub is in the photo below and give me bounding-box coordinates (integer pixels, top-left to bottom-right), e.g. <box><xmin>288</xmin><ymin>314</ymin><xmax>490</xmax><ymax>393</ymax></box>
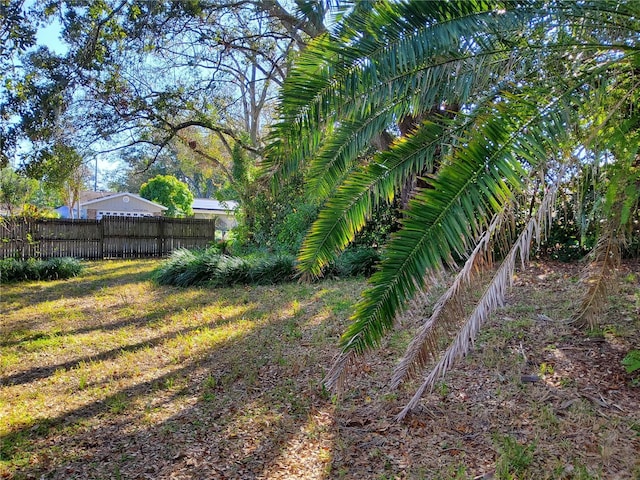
<box><xmin>154</xmin><ymin>248</ymin><xmax>214</xmax><ymax>287</ymax></box>
<box><xmin>248</xmin><ymin>254</ymin><xmax>298</xmax><ymax>285</ymax></box>
<box><xmin>155</xmin><ymin>248</ymin><xmax>296</xmax><ymax>287</ymax></box>
<box><xmin>40</xmin><ymin>257</ymin><xmax>84</xmax><ymax>279</ymax></box>
<box><xmin>0</xmin><ymin>257</ymin><xmax>83</xmax><ymax>283</ymax></box>
<box><xmin>208</xmin><ymin>255</ymin><xmax>253</xmax><ymax>286</ymax></box>
<box><xmin>329</xmin><ymin>247</ymin><xmax>381</xmax><ymax>277</ymax></box>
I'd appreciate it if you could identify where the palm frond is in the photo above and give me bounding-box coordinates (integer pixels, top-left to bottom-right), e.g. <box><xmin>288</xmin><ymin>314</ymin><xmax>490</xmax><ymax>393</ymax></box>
<box><xmin>297</xmin><ymin>118</ymin><xmax>449</xmax><ymax>278</ymax></box>
<box><xmin>571</xmin><ymin>227</ymin><xmax>623</xmax><ymax>329</ymax></box>
<box><xmin>323</xmin><ymin>111</ymin><xmax>533</xmax><ymax>389</ymax></box>
<box><xmin>390</xmin><ymin>203</ymin><xmax>514</xmax><ymax>389</ymax></box>
<box><xmin>334</xmin><ymin>97</ymin><xmax>566</xmax><ymax>356</ymax></box>
<box><xmin>570</xmin><ymin>159</ymin><xmax>638</xmax><ymax>328</ymax></box>
<box><xmin>322</xmin><ymin>51</ymin><xmax>620</xmax><ymax>391</ymax></box>
<box><xmin>396</xmin><ymin>174</ymin><xmax>562</xmax><ymax>420</ymax></box>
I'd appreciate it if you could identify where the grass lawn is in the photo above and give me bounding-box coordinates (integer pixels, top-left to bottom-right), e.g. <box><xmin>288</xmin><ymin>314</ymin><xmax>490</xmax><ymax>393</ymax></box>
<box><xmin>1</xmin><ymin>259</ymin><xmax>639</xmax><ymax>479</ymax></box>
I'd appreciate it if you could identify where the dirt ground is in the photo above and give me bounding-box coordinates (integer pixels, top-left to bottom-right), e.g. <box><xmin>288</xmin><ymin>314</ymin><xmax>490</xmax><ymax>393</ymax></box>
<box><xmin>1</xmin><ymin>260</ymin><xmax>639</xmax><ymax>479</ymax></box>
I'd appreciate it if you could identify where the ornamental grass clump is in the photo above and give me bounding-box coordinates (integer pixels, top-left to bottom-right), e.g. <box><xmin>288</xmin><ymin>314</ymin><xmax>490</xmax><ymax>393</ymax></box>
<box><xmin>329</xmin><ymin>247</ymin><xmax>381</xmax><ymax>278</ymax></box>
<box><xmin>0</xmin><ymin>257</ymin><xmax>83</xmax><ymax>283</ymax></box>
<box><xmin>155</xmin><ymin>248</ymin><xmax>297</xmax><ymax>287</ymax></box>
<box><xmin>248</xmin><ymin>254</ymin><xmax>299</xmax><ymax>285</ymax></box>
<box><xmin>154</xmin><ymin>248</ymin><xmax>211</xmax><ymax>287</ymax></box>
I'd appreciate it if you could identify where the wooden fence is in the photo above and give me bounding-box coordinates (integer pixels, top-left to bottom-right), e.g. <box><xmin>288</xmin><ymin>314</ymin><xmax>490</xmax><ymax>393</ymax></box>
<box><xmin>0</xmin><ymin>217</ymin><xmax>217</xmax><ymax>260</ymax></box>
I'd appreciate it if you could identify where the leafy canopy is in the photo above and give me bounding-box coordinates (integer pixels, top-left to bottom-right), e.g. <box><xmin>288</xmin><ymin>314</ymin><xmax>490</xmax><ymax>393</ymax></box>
<box><xmin>139</xmin><ymin>174</ymin><xmax>194</xmax><ymax>218</ymax></box>
<box><xmin>0</xmin><ymin>166</ymin><xmax>37</xmax><ymax>215</ymax></box>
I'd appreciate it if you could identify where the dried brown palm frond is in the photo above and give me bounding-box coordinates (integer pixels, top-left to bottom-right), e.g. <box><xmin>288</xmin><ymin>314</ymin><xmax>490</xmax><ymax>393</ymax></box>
<box><xmin>389</xmin><ymin>206</ymin><xmax>512</xmax><ymax>389</ymax></box>
<box><xmin>323</xmin><ymin>212</ymin><xmax>507</xmax><ymax>393</ymax></box>
<box><xmin>323</xmin><ymin>342</ymin><xmax>356</xmax><ymax>393</ymax></box>
<box><xmin>396</xmin><ymin>180</ymin><xmax>560</xmax><ymax>420</ymax></box>
<box><xmin>571</xmin><ymin>225</ymin><xmax>624</xmax><ymax>329</ymax></box>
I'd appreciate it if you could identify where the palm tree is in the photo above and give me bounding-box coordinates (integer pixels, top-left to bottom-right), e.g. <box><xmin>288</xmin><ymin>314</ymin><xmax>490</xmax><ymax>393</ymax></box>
<box><xmin>266</xmin><ymin>0</ymin><xmax>640</xmax><ymax>418</ymax></box>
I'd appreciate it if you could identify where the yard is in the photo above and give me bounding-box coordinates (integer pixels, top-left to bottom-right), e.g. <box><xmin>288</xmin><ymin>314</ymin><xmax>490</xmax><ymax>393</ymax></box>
<box><xmin>1</xmin><ymin>260</ymin><xmax>639</xmax><ymax>479</ymax></box>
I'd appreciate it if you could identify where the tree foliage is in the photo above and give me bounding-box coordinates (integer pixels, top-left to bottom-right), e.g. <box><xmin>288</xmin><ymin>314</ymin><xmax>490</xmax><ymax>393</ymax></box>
<box><xmin>0</xmin><ymin>0</ymin><xmax>331</xmax><ymax>175</ymax></box>
<box><xmin>269</xmin><ymin>0</ymin><xmax>640</xmax><ymax>415</ymax></box>
<box><xmin>108</xmin><ymin>130</ymin><xmax>232</xmax><ymax>198</ymax></box>
<box><xmin>0</xmin><ymin>1</ymin><xmax>35</xmax><ymax>71</ymax></box>
<box><xmin>139</xmin><ymin>174</ymin><xmax>194</xmax><ymax>217</ymax></box>
<box><xmin>0</xmin><ymin>166</ymin><xmax>37</xmax><ymax>215</ymax></box>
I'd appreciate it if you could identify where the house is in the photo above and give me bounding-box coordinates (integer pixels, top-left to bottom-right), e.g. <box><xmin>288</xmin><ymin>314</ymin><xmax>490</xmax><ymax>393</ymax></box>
<box><xmin>191</xmin><ymin>198</ymin><xmax>238</xmax><ymax>231</ymax></box>
<box><xmin>57</xmin><ymin>192</ymin><xmax>167</xmax><ymax>220</ymax></box>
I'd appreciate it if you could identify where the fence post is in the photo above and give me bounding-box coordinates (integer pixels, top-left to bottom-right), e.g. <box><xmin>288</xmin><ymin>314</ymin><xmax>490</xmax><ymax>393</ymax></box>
<box><xmin>98</xmin><ymin>219</ymin><xmax>104</xmax><ymax>259</ymax></box>
<box><xmin>157</xmin><ymin>217</ymin><xmax>164</xmax><ymax>257</ymax></box>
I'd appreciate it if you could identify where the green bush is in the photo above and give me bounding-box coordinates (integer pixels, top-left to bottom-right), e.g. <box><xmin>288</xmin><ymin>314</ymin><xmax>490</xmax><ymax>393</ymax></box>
<box><xmin>0</xmin><ymin>257</ymin><xmax>84</xmax><ymax>283</ymax></box>
<box><xmin>208</xmin><ymin>255</ymin><xmax>252</xmax><ymax>286</ymax></box>
<box><xmin>329</xmin><ymin>247</ymin><xmax>381</xmax><ymax>277</ymax></box>
<box><xmin>154</xmin><ymin>248</ymin><xmax>216</xmax><ymax>287</ymax></box>
<box><xmin>155</xmin><ymin>248</ymin><xmax>297</xmax><ymax>287</ymax></box>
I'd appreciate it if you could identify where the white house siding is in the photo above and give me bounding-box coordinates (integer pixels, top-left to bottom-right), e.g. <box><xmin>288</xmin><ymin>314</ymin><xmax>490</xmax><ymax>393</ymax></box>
<box><xmin>95</xmin><ymin>210</ymin><xmax>154</xmax><ymax>220</ymax></box>
<box><xmin>82</xmin><ymin>194</ymin><xmax>167</xmax><ymax>220</ymax></box>
<box><xmin>192</xmin><ymin>199</ymin><xmax>238</xmax><ymax>230</ymax></box>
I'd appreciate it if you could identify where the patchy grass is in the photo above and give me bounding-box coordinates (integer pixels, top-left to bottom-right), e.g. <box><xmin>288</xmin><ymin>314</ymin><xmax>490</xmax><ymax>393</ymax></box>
<box><xmin>1</xmin><ymin>259</ymin><xmax>639</xmax><ymax>479</ymax></box>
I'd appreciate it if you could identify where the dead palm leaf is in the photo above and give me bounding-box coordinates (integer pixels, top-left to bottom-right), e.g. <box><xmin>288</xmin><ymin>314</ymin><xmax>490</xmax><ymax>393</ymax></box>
<box><xmin>395</xmin><ymin>176</ymin><xmax>561</xmax><ymax>420</ymax></box>
<box><xmin>571</xmin><ymin>224</ymin><xmax>624</xmax><ymax>329</ymax></box>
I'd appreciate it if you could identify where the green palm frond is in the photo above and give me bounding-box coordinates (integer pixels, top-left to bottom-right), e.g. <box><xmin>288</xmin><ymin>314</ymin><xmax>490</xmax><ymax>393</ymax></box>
<box><xmin>297</xmin><ymin>118</ymin><xmax>450</xmax><ymax>278</ymax></box>
<box><xmin>323</xmin><ymin>112</ymin><xmax>533</xmax><ymax>389</ymax></box>
<box><xmin>331</xmin><ymin>90</ymin><xmax>577</xmax><ymax>356</ymax></box>
<box><xmin>335</xmin><ymin>120</ymin><xmax>521</xmax><ymax>351</ymax></box>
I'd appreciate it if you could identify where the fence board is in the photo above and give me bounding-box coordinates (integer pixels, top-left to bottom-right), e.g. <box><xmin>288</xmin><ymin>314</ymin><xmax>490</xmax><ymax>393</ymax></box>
<box><xmin>0</xmin><ymin>217</ymin><xmax>216</xmax><ymax>260</ymax></box>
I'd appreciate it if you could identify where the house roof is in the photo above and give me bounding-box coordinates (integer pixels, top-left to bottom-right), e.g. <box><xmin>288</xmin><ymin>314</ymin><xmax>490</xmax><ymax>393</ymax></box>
<box><xmin>79</xmin><ymin>191</ymin><xmax>115</xmax><ymax>203</ymax></box>
<box><xmin>192</xmin><ymin>199</ymin><xmax>238</xmax><ymax>212</ymax></box>
<box><xmin>81</xmin><ymin>192</ymin><xmax>168</xmax><ymax>210</ymax></box>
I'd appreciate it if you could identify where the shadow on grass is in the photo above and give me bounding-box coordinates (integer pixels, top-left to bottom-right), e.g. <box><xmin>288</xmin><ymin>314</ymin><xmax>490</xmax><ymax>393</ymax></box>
<box><xmin>0</xmin><ymin>311</ymin><xmax>248</xmax><ymax>386</ymax></box>
<box><xmin>0</xmin><ymin>319</ymin><xmax>344</xmax><ymax>478</ymax></box>
<box><xmin>1</xmin><ymin>263</ymin><xmax>370</xmax><ymax>479</ymax></box>
<box><xmin>0</xmin><ymin>260</ymin><xmax>160</xmax><ymax>318</ymax></box>
<box><xmin>0</xmin><ymin>299</ymin><xmax>344</xmax><ymax>479</ymax></box>
<box><xmin>5</xmin><ymin>261</ymin><xmax>640</xmax><ymax>479</ymax></box>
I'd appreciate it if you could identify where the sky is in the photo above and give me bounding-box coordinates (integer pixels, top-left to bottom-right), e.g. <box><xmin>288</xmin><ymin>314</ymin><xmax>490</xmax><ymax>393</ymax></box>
<box><xmin>35</xmin><ymin>20</ymin><xmax>66</xmax><ymax>55</ymax></box>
